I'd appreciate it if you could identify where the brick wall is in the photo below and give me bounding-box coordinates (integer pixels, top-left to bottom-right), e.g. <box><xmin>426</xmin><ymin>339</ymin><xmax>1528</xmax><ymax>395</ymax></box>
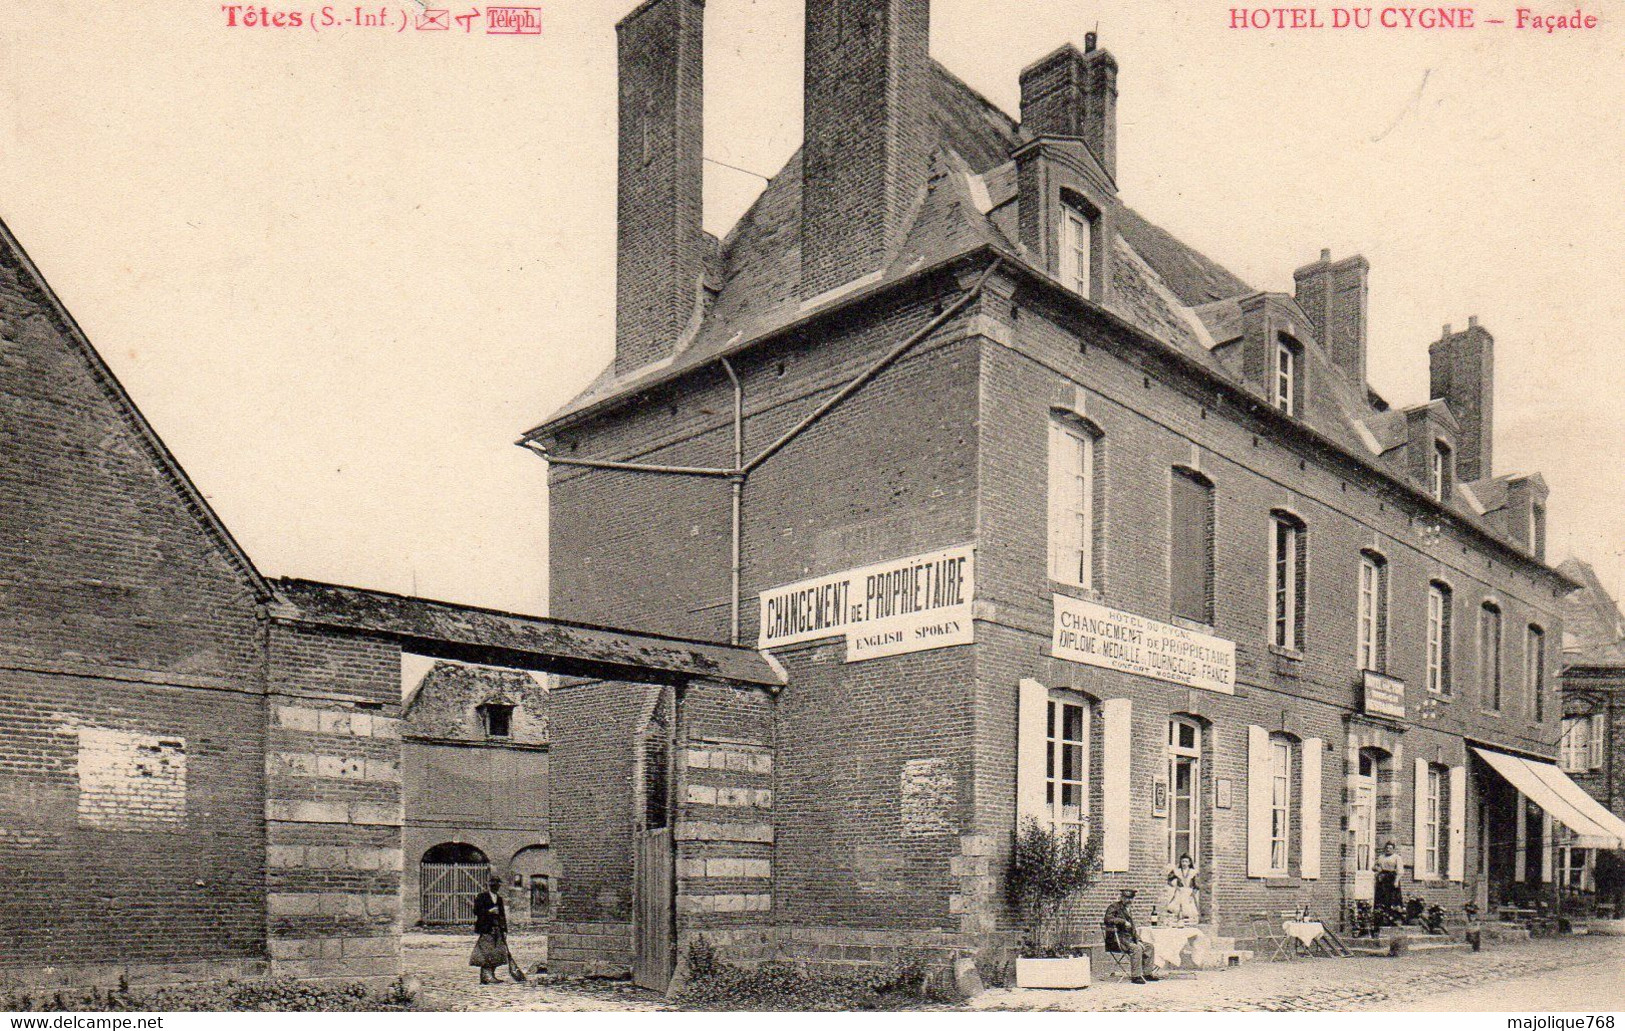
<box><xmin>0</xmin><ymin>248</ymin><xmax>271</xmax><ymax>986</ymax></box>
<box><xmin>262</xmin><ymin>623</ymin><xmax>404</xmax><ymax>984</ymax></box>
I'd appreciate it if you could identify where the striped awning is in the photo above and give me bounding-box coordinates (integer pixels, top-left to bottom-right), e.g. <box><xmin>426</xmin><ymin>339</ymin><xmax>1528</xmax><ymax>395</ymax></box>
<box><xmin>1473</xmin><ymin>747</ymin><xmax>1625</xmax><ymax>849</ymax></box>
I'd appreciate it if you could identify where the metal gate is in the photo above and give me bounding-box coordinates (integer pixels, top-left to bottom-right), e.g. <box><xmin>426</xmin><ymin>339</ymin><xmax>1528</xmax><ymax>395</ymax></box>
<box><xmin>633</xmin><ymin>827</ymin><xmax>674</xmax><ymax>992</ymax></box>
<box><xmin>420</xmin><ymin>861</ymin><xmax>490</xmax><ymax>925</ymax></box>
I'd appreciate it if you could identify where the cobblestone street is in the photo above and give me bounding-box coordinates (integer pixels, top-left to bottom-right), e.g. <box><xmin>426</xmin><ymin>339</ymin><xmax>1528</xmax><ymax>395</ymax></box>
<box><xmin>403</xmin><ymin>932</ymin><xmax>1625</xmax><ymax>1012</ymax></box>
<box><xmin>973</xmin><ymin>936</ymin><xmax>1625</xmax><ymax>1013</ymax></box>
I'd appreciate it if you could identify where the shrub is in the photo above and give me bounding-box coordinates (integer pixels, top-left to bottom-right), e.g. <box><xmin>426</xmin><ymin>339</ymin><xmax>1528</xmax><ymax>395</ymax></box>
<box><xmin>1005</xmin><ymin>817</ymin><xmax>1101</xmax><ymax>957</ymax></box>
<box><xmin>675</xmin><ymin>940</ymin><xmax>934</xmax><ymax>1012</ymax></box>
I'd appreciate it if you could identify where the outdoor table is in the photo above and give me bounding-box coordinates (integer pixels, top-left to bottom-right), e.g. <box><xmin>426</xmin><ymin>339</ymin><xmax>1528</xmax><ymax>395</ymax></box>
<box><xmin>1282</xmin><ymin>920</ymin><xmax>1326</xmax><ymax>952</ymax></box>
<box><xmin>1142</xmin><ymin>925</ymin><xmax>1202</xmax><ymax>969</ymax></box>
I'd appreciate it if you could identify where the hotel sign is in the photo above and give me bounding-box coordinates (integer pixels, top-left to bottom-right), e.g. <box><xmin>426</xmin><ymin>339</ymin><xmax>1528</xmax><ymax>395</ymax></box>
<box><xmin>1051</xmin><ymin>596</ymin><xmax>1236</xmax><ymax>694</ymax></box>
<box><xmin>757</xmin><ymin>545</ymin><xmax>975</xmax><ymax>663</ymax></box>
<box><xmin>1362</xmin><ymin>670</ymin><xmax>1406</xmax><ymax>719</ymax></box>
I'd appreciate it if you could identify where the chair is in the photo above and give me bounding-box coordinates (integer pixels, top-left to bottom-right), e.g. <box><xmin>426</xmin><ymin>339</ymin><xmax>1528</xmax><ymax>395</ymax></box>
<box><xmin>1270</xmin><ymin>910</ymin><xmax>1305</xmax><ymax>961</ymax></box>
<box><xmin>1105</xmin><ymin>947</ymin><xmax>1132</xmax><ymax>980</ymax></box>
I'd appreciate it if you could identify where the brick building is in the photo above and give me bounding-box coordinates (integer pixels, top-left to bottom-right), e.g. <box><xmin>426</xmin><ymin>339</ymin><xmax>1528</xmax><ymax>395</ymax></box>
<box><xmin>402</xmin><ymin>660</ymin><xmax>555</xmax><ymax>928</ymax></box>
<box><xmin>523</xmin><ymin>0</ymin><xmax>1622</xmax><ymax>988</ymax></box>
<box><xmin>0</xmin><ymin>211</ymin><xmax>780</xmax><ymax>989</ymax></box>
<box><xmin>1557</xmin><ymin>559</ymin><xmax>1625</xmax><ymax>906</ymax></box>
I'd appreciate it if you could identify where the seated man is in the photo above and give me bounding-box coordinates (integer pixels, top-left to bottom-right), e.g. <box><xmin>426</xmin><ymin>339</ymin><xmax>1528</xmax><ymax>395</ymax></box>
<box><xmin>1103</xmin><ymin>888</ymin><xmax>1160</xmax><ymax>984</ymax></box>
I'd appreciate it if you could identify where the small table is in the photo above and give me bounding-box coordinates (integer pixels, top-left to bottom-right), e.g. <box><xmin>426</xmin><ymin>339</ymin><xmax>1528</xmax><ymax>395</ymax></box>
<box><xmin>1142</xmin><ymin>925</ymin><xmax>1202</xmax><ymax>969</ymax></box>
<box><xmin>1281</xmin><ymin>920</ymin><xmax>1326</xmax><ymax>957</ymax></box>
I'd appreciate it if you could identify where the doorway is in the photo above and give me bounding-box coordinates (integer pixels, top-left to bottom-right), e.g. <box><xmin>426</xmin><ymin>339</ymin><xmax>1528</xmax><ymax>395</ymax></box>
<box><xmin>632</xmin><ymin>698</ymin><xmax>676</xmax><ymax>993</ymax></box>
<box><xmin>1351</xmin><ymin>752</ymin><xmax>1376</xmax><ymax>901</ymax></box>
<box><xmin>1167</xmin><ymin>718</ymin><xmax>1203</xmax><ymax>870</ymax></box>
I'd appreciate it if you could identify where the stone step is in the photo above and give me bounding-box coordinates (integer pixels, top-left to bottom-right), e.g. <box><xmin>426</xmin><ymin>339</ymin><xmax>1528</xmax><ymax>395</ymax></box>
<box><xmin>1346</xmin><ymin>938</ymin><xmax>1472</xmax><ymax>957</ymax></box>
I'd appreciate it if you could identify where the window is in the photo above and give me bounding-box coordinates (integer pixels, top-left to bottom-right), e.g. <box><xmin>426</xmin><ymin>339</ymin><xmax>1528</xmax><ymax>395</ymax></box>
<box><xmin>1269</xmin><ymin>737</ymin><xmax>1293</xmax><ymax>873</ymax></box>
<box><xmin>479</xmin><ymin>703</ymin><xmax>514</xmax><ymax>739</ymax></box>
<box><xmin>1275</xmin><ymin>336</ymin><xmax>1301</xmax><ymax>415</ymax></box>
<box><xmin>1562</xmin><ymin>716</ymin><xmax>1592</xmax><ymax>772</ymax></box>
<box><xmin>1528</xmin><ymin>625</ymin><xmax>1546</xmax><ymax>721</ymax></box>
<box><xmin>1046</xmin><ymin>693</ymin><xmax>1091</xmax><ymax>840</ymax></box>
<box><xmin>1061</xmin><ymin>204</ymin><xmax>1095</xmax><ymax>298</ymax></box>
<box><xmin>1170</xmin><ymin>469</ymin><xmax>1215</xmax><ymax>624</ymax></box>
<box><xmin>1270</xmin><ymin>513</ymin><xmax>1306</xmax><ymax>650</ymax></box>
<box><xmin>1427</xmin><ymin>582</ymin><xmax>1453</xmax><ymax>695</ymax></box>
<box><xmin>1432</xmin><ymin>440</ymin><xmax>1453</xmax><ymax>501</ymax></box>
<box><xmin>1048</xmin><ymin>418</ymin><xmax>1099</xmax><ymax>588</ymax></box>
<box><xmin>1421</xmin><ymin>765</ymin><xmax>1443</xmax><ymax>878</ymax></box>
<box><xmin>1531</xmin><ymin>503</ymin><xmax>1547</xmax><ymax>561</ymax></box>
<box><xmin>1480</xmin><ymin>603</ymin><xmax>1503</xmax><ymax>711</ymax></box>
<box><xmin>1357</xmin><ymin>552</ymin><xmax>1388</xmax><ymax>672</ymax></box>
<box><xmin>1168</xmin><ymin>719</ymin><xmax>1203</xmax><ymax>865</ymax></box>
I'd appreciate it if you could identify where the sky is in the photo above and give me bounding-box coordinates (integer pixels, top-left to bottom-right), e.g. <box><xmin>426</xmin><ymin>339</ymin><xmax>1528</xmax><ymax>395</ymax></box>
<box><xmin>1</xmin><ymin>0</ymin><xmax>1622</xmax><ymax>618</ymax></box>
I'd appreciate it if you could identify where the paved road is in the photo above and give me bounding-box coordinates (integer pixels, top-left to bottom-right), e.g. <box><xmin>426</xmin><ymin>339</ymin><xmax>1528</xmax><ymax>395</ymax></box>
<box><xmin>1367</xmin><ymin>946</ymin><xmax>1625</xmax><ymax>1013</ymax></box>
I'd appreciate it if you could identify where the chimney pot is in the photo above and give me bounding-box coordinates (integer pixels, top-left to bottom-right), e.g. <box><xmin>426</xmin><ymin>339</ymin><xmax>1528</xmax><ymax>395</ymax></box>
<box><xmin>1085</xmin><ymin>31</ymin><xmax>1097</xmax><ymax>51</ymax></box>
<box><xmin>1443</xmin><ymin>324</ymin><xmax>1452</xmax><ymax>337</ymax></box>
<box><xmin>1468</xmin><ymin>315</ymin><xmax>1479</xmax><ymax>328</ymax></box>
<box><xmin>1320</xmin><ymin>248</ymin><xmax>1331</xmax><ymax>261</ymax></box>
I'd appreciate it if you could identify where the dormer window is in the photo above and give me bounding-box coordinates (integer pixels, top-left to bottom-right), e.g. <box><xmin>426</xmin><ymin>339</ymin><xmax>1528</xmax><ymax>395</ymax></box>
<box><xmin>479</xmin><ymin>703</ymin><xmax>514</xmax><ymax>739</ymax></box>
<box><xmin>1275</xmin><ymin>336</ymin><xmax>1301</xmax><ymax>415</ymax></box>
<box><xmin>1061</xmin><ymin>202</ymin><xmax>1096</xmax><ymax>299</ymax></box>
<box><xmin>1431</xmin><ymin>440</ymin><xmax>1453</xmax><ymax>501</ymax></box>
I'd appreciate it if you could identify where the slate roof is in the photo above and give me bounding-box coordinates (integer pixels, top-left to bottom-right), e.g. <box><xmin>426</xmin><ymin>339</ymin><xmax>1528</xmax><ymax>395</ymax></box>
<box><xmin>527</xmin><ymin>57</ymin><xmax>1570</xmax><ymax>584</ymax></box>
<box><xmin>1559</xmin><ymin>558</ymin><xmax>1625</xmax><ymax>669</ymax></box>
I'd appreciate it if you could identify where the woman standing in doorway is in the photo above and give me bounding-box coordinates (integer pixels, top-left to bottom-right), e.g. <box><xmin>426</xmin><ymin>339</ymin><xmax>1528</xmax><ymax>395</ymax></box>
<box><xmin>1162</xmin><ymin>853</ymin><xmax>1201</xmax><ymax>926</ymax></box>
<box><xmin>1374</xmin><ymin>841</ymin><xmax>1404</xmax><ymax>934</ymax></box>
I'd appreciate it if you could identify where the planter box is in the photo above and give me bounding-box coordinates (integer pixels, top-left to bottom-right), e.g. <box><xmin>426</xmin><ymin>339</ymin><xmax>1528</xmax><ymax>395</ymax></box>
<box><xmin>1015</xmin><ymin>956</ymin><xmax>1092</xmax><ymax>989</ymax></box>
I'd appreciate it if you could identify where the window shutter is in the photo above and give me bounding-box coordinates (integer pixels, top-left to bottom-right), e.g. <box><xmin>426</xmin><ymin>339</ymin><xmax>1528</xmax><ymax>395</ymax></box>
<box><xmin>1301</xmin><ymin>737</ymin><xmax>1322</xmax><ymax>879</ymax></box>
<box><xmin>1170</xmin><ymin>472</ymin><xmax>1208</xmax><ymax>623</ymax></box>
<box><xmin>1016</xmin><ymin>679</ymin><xmax>1049</xmax><ymax>828</ymax></box>
<box><xmin>1591</xmin><ymin>717</ymin><xmax>1605</xmax><ymax>769</ymax></box>
<box><xmin>1413</xmin><ymin>758</ymin><xmax>1429</xmax><ymax>880</ymax></box>
<box><xmin>1046</xmin><ymin>422</ymin><xmax>1065</xmax><ymax>582</ymax></box>
<box><xmin>1448</xmin><ymin>764</ymin><xmax>1467</xmax><ymax>881</ymax></box>
<box><xmin>1247</xmin><ymin>725</ymin><xmax>1271</xmax><ymax>878</ymax></box>
<box><xmin>1540</xmin><ymin>812</ymin><xmax>1554</xmax><ymax>882</ymax></box>
<box><xmin>1101</xmin><ymin>698</ymin><xmax>1132</xmax><ymax>872</ymax></box>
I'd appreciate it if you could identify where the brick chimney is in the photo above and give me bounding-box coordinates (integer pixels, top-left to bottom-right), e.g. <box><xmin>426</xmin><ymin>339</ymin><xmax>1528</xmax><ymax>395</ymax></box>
<box><xmin>1018</xmin><ymin>32</ymin><xmax>1118</xmax><ymax>181</ymax></box>
<box><xmin>801</xmin><ymin>0</ymin><xmax>933</xmax><ymax>300</ymax></box>
<box><xmin>1293</xmin><ymin>249</ymin><xmax>1369</xmax><ymax>390</ymax></box>
<box><xmin>1429</xmin><ymin>316</ymin><xmax>1494</xmax><ymax>483</ymax></box>
<box><xmin>614</xmin><ymin>0</ymin><xmax>706</xmax><ymax>376</ymax></box>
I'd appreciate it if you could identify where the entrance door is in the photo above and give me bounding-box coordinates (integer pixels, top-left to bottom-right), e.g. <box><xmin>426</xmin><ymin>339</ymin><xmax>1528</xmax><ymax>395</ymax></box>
<box><xmin>633</xmin><ymin>707</ymin><xmax>676</xmax><ymax>993</ymax></box>
<box><xmin>1167</xmin><ymin>719</ymin><xmax>1202</xmax><ymax>867</ymax></box>
<box><xmin>633</xmin><ymin>827</ymin><xmax>673</xmax><ymax>991</ymax></box>
<box><xmin>1351</xmin><ymin>753</ymin><xmax>1376</xmax><ymax>901</ymax></box>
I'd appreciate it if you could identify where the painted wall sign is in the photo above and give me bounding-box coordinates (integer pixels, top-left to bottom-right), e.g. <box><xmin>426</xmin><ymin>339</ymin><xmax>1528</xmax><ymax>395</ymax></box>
<box><xmin>1362</xmin><ymin>670</ymin><xmax>1406</xmax><ymax>719</ymax></box>
<box><xmin>1051</xmin><ymin>595</ymin><xmax>1236</xmax><ymax>694</ymax></box>
<box><xmin>758</xmin><ymin>545</ymin><xmax>975</xmax><ymax>663</ymax></box>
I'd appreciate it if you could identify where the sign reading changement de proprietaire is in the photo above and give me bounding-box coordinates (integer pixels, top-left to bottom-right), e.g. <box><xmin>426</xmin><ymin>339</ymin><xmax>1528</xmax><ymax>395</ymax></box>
<box><xmin>757</xmin><ymin>545</ymin><xmax>975</xmax><ymax>662</ymax></box>
<box><xmin>1051</xmin><ymin>595</ymin><xmax>1236</xmax><ymax>694</ymax></box>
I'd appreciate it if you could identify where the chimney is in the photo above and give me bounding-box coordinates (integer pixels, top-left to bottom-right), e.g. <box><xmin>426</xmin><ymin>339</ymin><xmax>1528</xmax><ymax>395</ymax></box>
<box><xmin>801</xmin><ymin>0</ymin><xmax>933</xmax><ymax>300</ymax></box>
<box><xmin>614</xmin><ymin>0</ymin><xmax>706</xmax><ymax>377</ymax></box>
<box><xmin>1018</xmin><ymin>33</ymin><xmax>1118</xmax><ymax>181</ymax></box>
<box><xmin>1293</xmin><ymin>249</ymin><xmax>1369</xmax><ymax>390</ymax></box>
<box><xmin>1429</xmin><ymin>316</ymin><xmax>1494</xmax><ymax>482</ymax></box>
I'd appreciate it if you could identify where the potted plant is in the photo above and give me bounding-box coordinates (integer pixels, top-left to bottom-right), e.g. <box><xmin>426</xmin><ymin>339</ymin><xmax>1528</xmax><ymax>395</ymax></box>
<box><xmin>1007</xmin><ymin>817</ymin><xmax>1101</xmax><ymax>989</ymax></box>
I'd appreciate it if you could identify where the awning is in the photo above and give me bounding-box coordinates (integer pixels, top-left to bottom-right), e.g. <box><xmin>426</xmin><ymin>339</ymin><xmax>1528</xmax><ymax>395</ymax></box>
<box><xmin>1473</xmin><ymin>747</ymin><xmax>1625</xmax><ymax>849</ymax></box>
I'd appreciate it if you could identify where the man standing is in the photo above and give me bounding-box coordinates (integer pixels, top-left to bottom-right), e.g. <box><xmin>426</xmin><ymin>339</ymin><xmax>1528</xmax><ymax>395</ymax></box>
<box><xmin>1103</xmin><ymin>888</ymin><xmax>1160</xmax><ymax>984</ymax></box>
<box><xmin>470</xmin><ymin>874</ymin><xmax>511</xmax><ymax>985</ymax></box>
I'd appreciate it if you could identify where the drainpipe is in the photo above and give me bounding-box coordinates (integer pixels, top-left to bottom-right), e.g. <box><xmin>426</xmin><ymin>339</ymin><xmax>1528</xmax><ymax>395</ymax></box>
<box><xmin>721</xmin><ymin>357</ymin><xmax>744</xmax><ymax>646</ymax></box>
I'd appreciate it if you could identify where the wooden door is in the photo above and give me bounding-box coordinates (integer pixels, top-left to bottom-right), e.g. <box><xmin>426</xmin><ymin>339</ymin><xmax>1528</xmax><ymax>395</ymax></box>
<box><xmin>633</xmin><ymin>826</ymin><xmax>674</xmax><ymax>992</ymax></box>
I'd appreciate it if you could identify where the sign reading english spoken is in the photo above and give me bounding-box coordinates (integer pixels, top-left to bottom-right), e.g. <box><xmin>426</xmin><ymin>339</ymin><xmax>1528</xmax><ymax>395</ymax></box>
<box><xmin>757</xmin><ymin>545</ymin><xmax>975</xmax><ymax>663</ymax></box>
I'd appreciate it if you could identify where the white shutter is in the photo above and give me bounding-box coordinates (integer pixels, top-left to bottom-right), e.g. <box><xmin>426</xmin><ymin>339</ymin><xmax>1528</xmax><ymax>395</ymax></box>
<box><xmin>1515</xmin><ymin>799</ymin><xmax>1528</xmax><ymax>882</ymax></box>
<box><xmin>1448</xmin><ymin>764</ymin><xmax>1467</xmax><ymax>881</ymax></box>
<box><xmin>1247</xmin><ymin>725</ymin><xmax>1272</xmax><ymax>878</ymax></box>
<box><xmin>1101</xmin><ymin>699</ymin><xmax>1132</xmax><ymax>872</ymax></box>
<box><xmin>1540</xmin><ymin>812</ymin><xmax>1554</xmax><ymax>882</ymax></box>
<box><xmin>1413</xmin><ymin>758</ymin><xmax>1430</xmax><ymax>880</ymax></box>
<box><xmin>1046</xmin><ymin>422</ymin><xmax>1065</xmax><ymax>581</ymax></box>
<box><xmin>1301</xmin><ymin>738</ymin><xmax>1323</xmax><ymax>880</ymax></box>
<box><xmin>1016</xmin><ymin>679</ymin><xmax>1049</xmax><ymax>828</ymax></box>
<box><xmin>1591</xmin><ymin>717</ymin><xmax>1605</xmax><ymax>770</ymax></box>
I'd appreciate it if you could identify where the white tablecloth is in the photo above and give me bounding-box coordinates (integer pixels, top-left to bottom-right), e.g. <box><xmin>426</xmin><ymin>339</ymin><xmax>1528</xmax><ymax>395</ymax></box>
<box><xmin>1141</xmin><ymin>926</ymin><xmax>1202</xmax><ymax>969</ymax></box>
<box><xmin>1282</xmin><ymin>920</ymin><xmax>1326</xmax><ymax>947</ymax></box>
